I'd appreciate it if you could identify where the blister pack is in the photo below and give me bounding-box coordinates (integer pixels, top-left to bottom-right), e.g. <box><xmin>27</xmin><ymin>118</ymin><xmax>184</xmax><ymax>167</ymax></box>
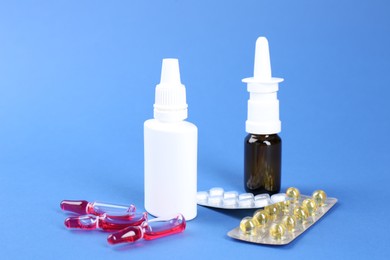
<box><xmin>197</xmin><ymin>187</ymin><xmax>288</xmax><ymax>209</ymax></box>
<box><xmin>227</xmin><ymin>188</ymin><xmax>337</xmax><ymax>245</ymax></box>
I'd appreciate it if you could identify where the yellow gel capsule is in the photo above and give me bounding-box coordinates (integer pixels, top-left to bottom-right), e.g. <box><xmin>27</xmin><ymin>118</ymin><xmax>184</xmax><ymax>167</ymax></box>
<box><xmin>312</xmin><ymin>190</ymin><xmax>327</xmax><ymax>207</ymax></box>
<box><xmin>240</xmin><ymin>217</ymin><xmax>257</xmax><ymax>234</ymax></box>
<box><xmin>278</xmin><ymin>200</ymin><xmax>291</xmax><ymax>215</ymax></box>
<box><xmin>286</xmin><ymin>187</ymin><xmax>300</xmax><ymax>201</ymax></box>
<box><xmin>269</xmin><ymin>223</ymin><xmax>286</xmax><ymax>240</ymax></box>
<box><xmin>252</xmin><ymin>210</ymin><xmax>269</xmax><ymax>227</ymax></box>
<box><xmin>282</xmin><ymin>215</ymin><xmax>297</xmax><ymax>232</ymax></box>
<box><xmin>302</xmin><ymin>198</ymin><xmax>317</xmax><ymax>216</ymax></box>
<box><xmin>265</xmin><ymin>203</ymin><xmax>281</xmax><ymax>221</ymax></box>
<box><xmin>293</xmin><ymin>206</ymin><xmax>309</xmax><ymax>223</ymax></box>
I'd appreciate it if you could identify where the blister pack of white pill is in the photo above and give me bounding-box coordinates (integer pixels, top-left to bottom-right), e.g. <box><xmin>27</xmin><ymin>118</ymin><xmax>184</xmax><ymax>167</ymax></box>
<box><xmin>197</xmin><ymin>187</ymin><xmax>288</xmax><ymax>209</ymax></box>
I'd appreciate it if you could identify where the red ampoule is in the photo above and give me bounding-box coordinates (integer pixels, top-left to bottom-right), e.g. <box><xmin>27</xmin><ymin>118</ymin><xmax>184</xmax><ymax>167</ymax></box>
<box><xmin>60</xmin><ymin>200</ymin><xmax>136</xmax><ymax>216</ymax></box>
<box><xmin>99</xmin><ymin>212</ymin><xmax>147</xmax><ymax>231</ymax></box>
<box><xmin>143</xmin><ymin>214</ymin><xmax>186</xmax><ymax>240</ymax></box>
<box><xmin>107</xmin><ymin>226</ymin><xmax>144</xmax><ymax>244</ymax></box>
<box><xmin>64</xmin><ymin>214</ymin><xmax>98</xmax><ymax>230</ymax></box>
<box><xmin>107</xmin><ymin>214</ymin><xmax>186</xmax><ymax>245</ymax></box>
<box><xmin>64</xmin><ymin>212</ymin><xmax>147</xmax><ymax>231</ymax></box>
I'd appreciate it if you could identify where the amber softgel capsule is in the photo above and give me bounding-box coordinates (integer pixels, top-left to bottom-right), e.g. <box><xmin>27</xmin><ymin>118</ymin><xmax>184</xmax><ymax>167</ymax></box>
<box><xmin>286</xmin><ymin>187</ymin><xmax>300</xmax><ymax>202</ymax></box>
<box><xmin>312</xmin><ymin>190</ymin><xmax>327</xmax><ymax>207</ymax></box>
<box><xmin>269</xmin><ymin>223</ymin><xmax>286</xmax><ymax>240</ymax></box>
<box><xmin>252</xmin><ymin>210</ymin><xmax>269</xmax><ymax>227</ymax></box>
<box><xmin>282</xmin><ymin>215</ymin><xmax>297</xmax><ymax>232</ymax></box>
<box><xmin>293</xmin><ymin>206</ymin><xmax>309</xmax><ymax>223</ymax></box>
<box><xmin>302</xmin><ymin>198</ymin><xmax>317</xmax><ymax>216</ymax></box>
<box><xmin>240</xmin><ymin>217</ymin><xmax>257</xmax><ymax>234</ymax></box>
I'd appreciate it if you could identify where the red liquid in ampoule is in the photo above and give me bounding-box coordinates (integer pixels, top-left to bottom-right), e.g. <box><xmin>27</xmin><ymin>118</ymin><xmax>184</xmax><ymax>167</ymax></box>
<box><xmin>107</xmin><ymin>226</ymin><xmax>144</xmax><ymax>244</ymax></box>
<box><xmin>61</xmin><ymin>200</ymin><xmax>89</xmax><ymax>215</ymax></box>
<box><xmin>100</xmin><ymin>213</ymin><xmax>148</xmax><ymax>231</ymax></box>
<box><xmin>64</xmin><ymin>212</ymin><xmax>147</xmax><ymax>231</ymax></box>
<box><xmin>64</xmin><ymin>215</ymin><xmax>98</xmax><ymax>230</ymax></box>
<box><xmin>143</xmin><ymin>214</ymin><xmax>186</xmax><ymax>240</ymax></box>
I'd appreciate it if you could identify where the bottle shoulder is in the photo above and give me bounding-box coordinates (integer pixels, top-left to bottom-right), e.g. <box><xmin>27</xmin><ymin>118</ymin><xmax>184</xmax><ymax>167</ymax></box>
<box><xmin>144</xmin><ymin>119</ymin><xmax>197</xmax><ymax>133</ymax></box>
<box><xmin>245</xmin><ymin>133</ymin><xmax>281</xmax><ymax>145</ymax></box>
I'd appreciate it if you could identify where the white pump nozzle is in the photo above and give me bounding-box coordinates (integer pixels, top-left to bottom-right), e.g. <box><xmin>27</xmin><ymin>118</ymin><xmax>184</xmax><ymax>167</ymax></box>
<box><xmin>242</xmin><ymin>37</ymin><xmax>284</xmax><ymax>135</ymax></box>
<box><xmin>154</xmin><ymin>58</ymin><xmax>188</xmax><ymax>122</ymax></box>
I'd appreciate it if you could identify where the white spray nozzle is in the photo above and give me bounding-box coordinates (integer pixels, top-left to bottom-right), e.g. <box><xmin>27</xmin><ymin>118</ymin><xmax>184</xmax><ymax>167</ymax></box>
<box><xmin>243</xmin><ymin>37</ymin><xmax>283</xmax><ymax>84</ymax></box>
<box><xmin>154</xmin><ymin>58</ymin><xmax>188</xmax><ymax>122</ymax></box>
<box><xmin>160</xmin><ymin>59</ymin><xmax>181</xmax><ymax>85</ymax></box>
<box><xmin>253</xmin><ymin>37</ymin><xmax>272</xmax><ymax>80</ymax></box>
<box><xmin>242</xmin><ymin>37</ymin><xmax>283</xmax><ymax>135</ymax></box>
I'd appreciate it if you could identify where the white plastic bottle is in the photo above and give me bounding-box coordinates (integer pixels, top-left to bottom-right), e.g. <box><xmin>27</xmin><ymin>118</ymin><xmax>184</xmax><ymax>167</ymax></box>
<box><xmin>144</xmin><ymin>58</ymin><xmax>198</xmax><ymax>220</ymax></box>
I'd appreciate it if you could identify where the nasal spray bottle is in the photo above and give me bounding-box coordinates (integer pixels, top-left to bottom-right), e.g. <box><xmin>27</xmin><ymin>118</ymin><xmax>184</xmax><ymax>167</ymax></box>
<box><xmin>243</xmin><ymin>37</ymin><xmax>283</xmax><ymax>195</ymax></box>
<box><xmin>144</xmin><ymin>59</ymin><xmax>198</xmax><ymax>220</ymax></box>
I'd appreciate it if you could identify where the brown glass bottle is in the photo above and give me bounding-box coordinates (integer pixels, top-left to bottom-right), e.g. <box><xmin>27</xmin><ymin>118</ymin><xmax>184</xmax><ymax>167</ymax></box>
<box><xmin>244</xmin><ymin>134</ymin><xmax>281</xmax><ymax>195</ymax></box>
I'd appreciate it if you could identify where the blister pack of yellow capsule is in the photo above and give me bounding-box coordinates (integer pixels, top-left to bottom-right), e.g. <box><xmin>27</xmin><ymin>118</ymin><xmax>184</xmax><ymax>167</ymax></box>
<box><xmin>227</xmin><ymin>188</ymin><xmax>337</xmax><ymax>245</ymax></box>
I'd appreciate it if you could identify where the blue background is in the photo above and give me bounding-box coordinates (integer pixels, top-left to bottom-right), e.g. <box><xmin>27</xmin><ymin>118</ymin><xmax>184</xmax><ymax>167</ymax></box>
<box><xmin>1</xmin><ymin>0</ymin><xmax>389</xmax><ymax>259</ymax></box>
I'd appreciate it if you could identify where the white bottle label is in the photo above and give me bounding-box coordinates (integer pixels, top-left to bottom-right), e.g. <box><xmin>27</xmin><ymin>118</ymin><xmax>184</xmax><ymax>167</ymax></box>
<box><xmin>144</xmin><ymin>120</ymin><xmax>198</xmax><ymax>220</ymax></box>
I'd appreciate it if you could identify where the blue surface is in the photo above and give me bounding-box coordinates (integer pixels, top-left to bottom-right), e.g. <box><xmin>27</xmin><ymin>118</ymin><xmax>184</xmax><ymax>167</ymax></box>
<box><xmin>1</xmin><ymin>0</ymin><xmax>390</xmax><ymax>259</ymax></box>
